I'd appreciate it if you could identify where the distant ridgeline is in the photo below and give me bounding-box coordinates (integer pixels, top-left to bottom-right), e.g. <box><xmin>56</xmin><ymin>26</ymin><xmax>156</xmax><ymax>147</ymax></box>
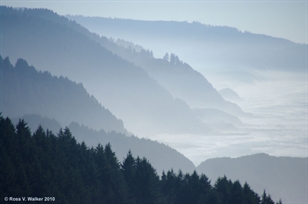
<box><xmin>67</xmin><ymin>15</ymin><xmax>307</xmax><ymax>72</ymax></box>
<box><xmin>0</xmin><ymin>6</ymin><xmax>247</xmax><ymax>137</ymax></box>
<box><xmin>0</xmin><ymin>115</ymin><xmax>280</xmax><ymax>204</ymax></box>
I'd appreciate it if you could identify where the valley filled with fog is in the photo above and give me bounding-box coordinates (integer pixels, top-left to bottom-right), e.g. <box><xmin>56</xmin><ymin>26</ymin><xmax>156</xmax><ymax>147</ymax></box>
<box><xmin>69</xmin><ymin>16</ymin><xmax>307</xmax><ymax>166</ymax></box>
<box><xmin>152</xmin><ymin>71</ymin><xmax>306</xmax><ymax>165</ymax></box>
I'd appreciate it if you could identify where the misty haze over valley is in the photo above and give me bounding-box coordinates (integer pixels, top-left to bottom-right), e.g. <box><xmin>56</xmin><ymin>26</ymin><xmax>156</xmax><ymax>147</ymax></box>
<box><xmin>67</xmin><ymin>16</ymin><xmax>307</xmax><ymax>164</ymax></box>
<box><xmin>0</xmin><ymin>5</ymin><xmax>307</xmax><ymax>204</ymax></box>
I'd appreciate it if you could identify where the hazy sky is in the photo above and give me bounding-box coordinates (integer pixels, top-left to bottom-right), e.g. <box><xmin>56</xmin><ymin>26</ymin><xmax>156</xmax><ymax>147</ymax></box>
<box><xmin>1</xmin><ymin>0</ymin><xmax>307</xmax><ymax>44</ymax></box>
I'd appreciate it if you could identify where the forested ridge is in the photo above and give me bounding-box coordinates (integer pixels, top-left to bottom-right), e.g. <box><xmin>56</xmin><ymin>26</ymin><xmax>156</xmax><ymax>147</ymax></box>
<box><xmin>0</xmin><ymin>6</ymin><xmax>209</xmax><ymax>137</ymax></box>
<box><xmin>0</xmin><ymin>55</ymin><xmax>126</xmax><ymax>133</ymax></box>
<box><xmin>0</xmin><ymin>115</ymin><xmax>280</xmax><ymax>204</ymax></box>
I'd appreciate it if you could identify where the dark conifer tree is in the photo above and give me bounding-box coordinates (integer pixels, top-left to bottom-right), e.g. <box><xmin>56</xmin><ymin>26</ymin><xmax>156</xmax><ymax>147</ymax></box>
<box><xmin>243</xmin><ymin>182</ymin><xmax>260</xmax><ymax>204</ymax></box>
<box><xmin>214</xmin><ymin>175</ymin><xmax>233</xmax><ymax>203</ymax></box>
<box><xmin>134</xmin><ymin>157</ymin><xmax>162</xmax><ymax>204</ymax></box>
<box><xmin>104</xmin><ymin>143</ymin><xmax>129</xmax><ymax>204</ymax></box>
<box><xmin>161</xmin><ymin>169</ymin><xmax>178</xmax><ymax>204</ymax></box>
<box><xmin>261</xmin><ymin>190</ymin><xmax>275</xmax><ymax>204</ymax></box>
<box><xmin>121</xmin><ymin>150</ymin><xmax>137</xmax><ymax>203</ymax></box>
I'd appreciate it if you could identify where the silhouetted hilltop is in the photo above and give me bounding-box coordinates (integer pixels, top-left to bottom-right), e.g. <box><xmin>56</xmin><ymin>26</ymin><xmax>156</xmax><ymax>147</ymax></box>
<box><xmin>196</xmin><ymin>153</ymin><xmax>308</xmax><ymax>203</ymax></box>
<box><xmin>1</xmin><ymin>56</ymin><xmax>127</xmax><ymax>134</ymax></box>
<box><xmin>0</xmin><ymin>6</ymin><xmax>209</xmax><ymax>137</ymax></box>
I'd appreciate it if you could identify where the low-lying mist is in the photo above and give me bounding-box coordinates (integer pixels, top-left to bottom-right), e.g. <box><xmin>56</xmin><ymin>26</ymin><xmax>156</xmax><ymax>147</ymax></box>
<box><xmin>151</xmin><ymin>70</ymin><xmax>306</xmax><ymax>166</ymax></box>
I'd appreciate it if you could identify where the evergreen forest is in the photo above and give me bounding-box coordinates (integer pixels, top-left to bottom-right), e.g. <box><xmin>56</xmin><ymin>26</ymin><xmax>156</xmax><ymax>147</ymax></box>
<box><xmin>0</xmin><ymin>115</ymin><xmax>280</xmax><ymax>204</ymax></box>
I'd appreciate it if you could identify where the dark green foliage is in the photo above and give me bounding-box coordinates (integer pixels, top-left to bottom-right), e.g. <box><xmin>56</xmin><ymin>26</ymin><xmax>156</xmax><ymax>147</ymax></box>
<box><xmin>0</xmin><ymin>115</ymin><xmax>280</xmax><ymax>204</ymax></box>
<box><xmin>0</xmin><ymin>116</ymin><xmax>128</xmax><ymax>203</ymax></box>
<box><xmin>214</xmin><ymin>176</ymin><xmax>262</xmax><ymax>204</ymax></box>
<box><xmin>134</xmin><ymin>157</ymin><xmax>161</xmax><ymax>204</ymax></box>
<box><xmin>261</xmin><ymin>191</ymin><xmax>276</xmax><ymax>204</ymax></box>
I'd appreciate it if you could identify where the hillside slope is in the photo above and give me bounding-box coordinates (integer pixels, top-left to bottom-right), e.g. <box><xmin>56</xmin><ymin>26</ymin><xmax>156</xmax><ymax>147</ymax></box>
<box><xmin>10</xmin><ymin>114</ymin><xmax>195</xmax><ymax>175</ymax></box>
<box><xmin>60</xmin><ymin>17</ymin><xmax>249</xmax><ymax>117</ymax></box>
<box><xmin>114</xmin><ymin>48</ymin><xmax>248</xmax><ymax>117</ymax></box>
<box><xmin>196</xmin><ymin>153</ymin><xmax>308</xmax><ymax>203</ymax></box>
<box><xmin>0</xmin><ymin>7</ymin><xmax>209</xmax><ymax>137</ymax></box>
<box><xmin>16</xmin><ymin>9</ymin><xmax>248</xmax><ymax>118</ymax></box>
<box><xmin>67</xmin><ymin>16</ymin><xmax>306</xmax><ymax>73</ymax></box>
<box><xmin>1</xmin><ymin>56</ymin><xmax>127</xmax><ymax>134</ymax></box>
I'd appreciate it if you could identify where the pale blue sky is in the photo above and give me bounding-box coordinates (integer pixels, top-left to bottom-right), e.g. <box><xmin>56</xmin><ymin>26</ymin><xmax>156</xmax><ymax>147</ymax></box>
<box><xmin>1</xmin><ymin>0</ymin><xmax>307</xmax><ymax>44</ymax></box>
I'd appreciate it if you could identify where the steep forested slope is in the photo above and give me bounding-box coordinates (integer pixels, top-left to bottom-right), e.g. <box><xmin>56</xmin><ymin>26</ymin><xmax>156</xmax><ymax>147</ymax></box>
<box><xmin>1</xmin><ymin>56</ymin><xmax>126</xmax><ymax>133</ymax></box>
<box><xmin>57</xmin><ymin>14</ymin><xmax>248</xmax><ymax>117</ymax></box>
<box><xmin>0</xmin><ymin>6</ymin><xmax>209</xmax><ymax>137</ymax></box>
<box><xmin>105</xmin><ymin>45</ymin><xmax>247</xmax><ymax>117</ymax></box>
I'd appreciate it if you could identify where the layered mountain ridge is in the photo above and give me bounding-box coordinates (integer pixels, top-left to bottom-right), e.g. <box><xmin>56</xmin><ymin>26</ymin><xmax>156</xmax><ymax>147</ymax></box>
<box><xmin>1</xmin><ymin>6</ymin><xmax>307</xmax><ymax>203</ymax></box>
<box><xmin>1</xmin><ymin>56</ymin><xmax>126</xmax><ymax>134</ymax></box>
<box><xmin>67</xmin><ymin>16</ymin><xmax>306</xmax><ymax>73</ymax></box>
<box><xmin>3</xmin><ymin>56</ymin><xmax>195</xmax><ymax>174</ymax></box>
<box><xmin>96</xmin><ymin>38</ymin><xmax>247</xmax><ymax>117</ymax></box>
<box><xmin>0</xmin><ymin>6</ymin><xmax>210</xmax><ymax>137</ymax></box>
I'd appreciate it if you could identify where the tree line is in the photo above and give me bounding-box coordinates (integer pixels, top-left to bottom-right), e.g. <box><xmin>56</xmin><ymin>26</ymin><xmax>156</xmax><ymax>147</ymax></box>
<box><xmin>0</xmin><ymin>115</ymin><xmax>280</xmax><ymax>203</ymax></box>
